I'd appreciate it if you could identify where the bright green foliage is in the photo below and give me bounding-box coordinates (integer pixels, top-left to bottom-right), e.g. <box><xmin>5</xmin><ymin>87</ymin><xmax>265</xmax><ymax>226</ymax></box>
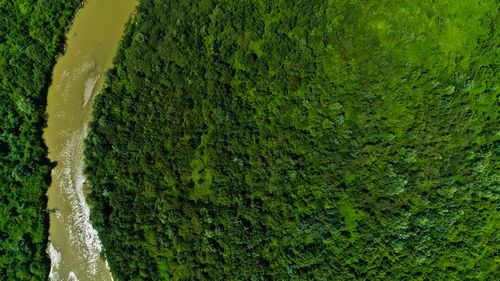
<box><xmin>0</xmin><ymin>0</ymin><xmax>81</xmax><ymax>280</ymax></box>
<box><xmin>85</xmin><ymin>0</ymin><xmax>499</xmax><ymax>280</ymax></box>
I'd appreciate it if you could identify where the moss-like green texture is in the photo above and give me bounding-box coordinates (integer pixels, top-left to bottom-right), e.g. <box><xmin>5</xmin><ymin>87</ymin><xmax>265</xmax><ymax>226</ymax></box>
<box><xmin>85</xmin><ymin>0</ymin><xmax>499</xmax><ymax>280</ymax></box>
<box><xmin>0</xmin><ymin>0</ymin><xmax>81</xmax><ymax>280</ymax></box>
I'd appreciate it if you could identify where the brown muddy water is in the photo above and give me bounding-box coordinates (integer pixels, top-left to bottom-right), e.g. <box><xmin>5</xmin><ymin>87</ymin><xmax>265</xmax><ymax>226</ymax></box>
<box><xmin>43</xmin><ymin>0</ymin><xmax>137</xmax><ymax>280</ymax></box>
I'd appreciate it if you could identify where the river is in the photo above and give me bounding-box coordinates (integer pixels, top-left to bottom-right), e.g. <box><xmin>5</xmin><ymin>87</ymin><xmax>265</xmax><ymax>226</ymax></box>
<box><xmin>43</xmin><ymin>0</ymin><xmax>137</xmax><ymax>280</ymax></box>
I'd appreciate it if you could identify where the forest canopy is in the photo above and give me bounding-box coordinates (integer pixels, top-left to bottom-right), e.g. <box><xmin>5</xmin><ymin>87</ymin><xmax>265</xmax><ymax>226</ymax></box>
<box><xmin>0</xmin><ymin>0</ymin><xmax>81</xmax><ymax>280</ymax></box>
<box><xmin>80</xmin><ymin>0</ymin><xmax>499</xmax><ymax>280</ymax></box>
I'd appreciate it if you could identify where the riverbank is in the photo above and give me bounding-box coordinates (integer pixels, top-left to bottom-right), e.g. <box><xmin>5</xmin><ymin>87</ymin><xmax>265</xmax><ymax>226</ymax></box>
<box><xmin>0</xmin><ymin>1</ymin><xmax>82</xmax><ymax>279</ymax></box>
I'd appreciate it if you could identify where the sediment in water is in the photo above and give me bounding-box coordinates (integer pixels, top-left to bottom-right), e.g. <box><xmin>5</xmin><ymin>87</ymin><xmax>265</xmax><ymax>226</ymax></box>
<box><xmin>43</xmin><ymin>1</ymin><xmax>138</xmax><ymax>280</ymax></box>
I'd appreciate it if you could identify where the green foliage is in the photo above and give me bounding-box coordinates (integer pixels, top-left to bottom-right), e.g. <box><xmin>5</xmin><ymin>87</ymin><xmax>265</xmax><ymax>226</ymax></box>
<box><xmin>85</xmin><ymin>0</ymin><xmax>499</xmax><ymax>280</ymax></box>
<box><xmin>0</xmin><ymin>0</ymin><xmax>81</xmax><ymax>280</ymax></box>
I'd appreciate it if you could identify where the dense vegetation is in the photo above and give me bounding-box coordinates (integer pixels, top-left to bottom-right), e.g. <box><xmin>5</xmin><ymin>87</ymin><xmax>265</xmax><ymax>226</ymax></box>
<box><xmin>85</xmin><ymin>0</ymin><xmax>499</xmax><ymax>280</ymax></box>
<box><xmin>0</xmin><ymin>0</ymin><xmax>81</xmax><ymax>279</ymax></box>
